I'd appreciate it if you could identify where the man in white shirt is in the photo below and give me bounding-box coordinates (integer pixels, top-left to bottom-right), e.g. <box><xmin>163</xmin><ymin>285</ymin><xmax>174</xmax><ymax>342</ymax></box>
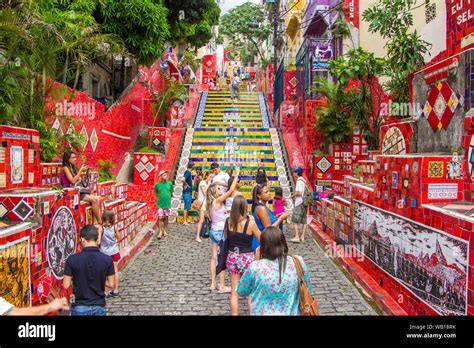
<box><xmin>211</xmin><ymin>162</ymin><xmax>230</xmax><ymax>193</ymax></box>
<box><xmin>230</xmin><ymin>73</ymin><xmax>240</xmax><ymax>101</ymax></box>
<box><xmin>291</xmin><ymin>166</ymin><xmax>308</xmax><ymax>243</ymax></box>
<box><xmin>0</xmin><ymin>296</ymin><xmax>69</xmax><ymax>315</ymax></box>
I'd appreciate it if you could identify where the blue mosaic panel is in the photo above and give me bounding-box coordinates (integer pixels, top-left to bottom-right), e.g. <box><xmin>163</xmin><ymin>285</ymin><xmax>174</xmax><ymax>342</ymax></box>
<box><xmin>258</xmin><ymin>92</ymin><xmax>270</xmax><ymax>129</ymax></box>
<box><xmin>194</xmin><ymin>91</ymin><xmax>208</xmax><ymax>128</ymax></box>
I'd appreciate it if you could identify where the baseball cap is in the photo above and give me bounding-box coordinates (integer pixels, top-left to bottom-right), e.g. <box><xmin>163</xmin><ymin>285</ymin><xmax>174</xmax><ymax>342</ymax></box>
<box><xmin>291</xmin><ymin>166</ymin><xmax>303</xmax><ymax>175</ymax></box>
<box><xmin>210</xmin><ymin>163</ymin><xmax>219</xmax><ymax>169</ymax></box>
<box><xmin>158</xmin><ymin>170</ymin><xmax>167</xmax><ymax>177</ymax></box>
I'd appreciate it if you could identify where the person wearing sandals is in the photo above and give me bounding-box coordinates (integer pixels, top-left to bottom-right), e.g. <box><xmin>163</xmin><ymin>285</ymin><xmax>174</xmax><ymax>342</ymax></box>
<box><xmin>291</xmin><ymin>166</ymin><xmax>307</xmax><ymax>243</ymax></box>
<box><xmin>194</xmin><ymin>171</ymin><xmax>214</xmax><ymax>243</ymax></box>
<box><xmin>100</xmin><ymin>210</ymin><xmax>121</xmax><ymax>298</ymax></box>
<box><xmin>252</xmin><ymin>184</ymin><xmax>288</xmax><ymax>254</ymax></box>
<box><xmin>152</xmin><ymin>170</ymin><xmax>174</xmax><ymax>239</ymax></box>
<box><xmin>225</xmin><ymin>195</ymin><xmax>261</xmax><ymax>315</ymax></box>
<box><xmin>205</xmin><ymin>167</ymin><xmax>241</xmax><ymax>293</ymax></box>
<box><xmin>236</xmin><ymin>226</ymin><xmax>313</xmax><ymax>315</ymax></box>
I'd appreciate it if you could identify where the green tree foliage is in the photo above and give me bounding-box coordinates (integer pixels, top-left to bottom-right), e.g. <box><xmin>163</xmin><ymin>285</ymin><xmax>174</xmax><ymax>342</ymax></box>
<box><xmin>312</xmin><ymin>78</ymin><xmax>353</xmax><ymax>148</ymax></box>
<box><xmin>362</xmin><ymin>0</ymin><xmax>431</xmax><ymax>103</ymax></box>
<box><xmin>220</xmin><ymin>3</ymin><xmax>271</xmax><ymax>60</ymax></box>
<box><xmin>328</xmin><ymin>48</ymin><xmax>386</xmax><ymax>150</ymax></box>
<box><xmin>0</xmin><ymin>2</ymin><xmax>113</xmax><ymax>161</ymax></box>
<box><xmin>165</xmin><ymin>0</ymin><xmax>220</xmax><ymax>50</ymax></box>
<box><xmin>97</xmin><ymin>0</ymin><xmax>170</xmax><ymax>66</ymax></box>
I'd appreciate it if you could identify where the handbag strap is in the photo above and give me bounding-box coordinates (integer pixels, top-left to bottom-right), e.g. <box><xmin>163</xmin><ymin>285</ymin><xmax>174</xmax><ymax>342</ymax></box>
<box><xmin>291</xmin><ymin>255</ymin><xmax>305</xmax><ymax>288</ymax></box>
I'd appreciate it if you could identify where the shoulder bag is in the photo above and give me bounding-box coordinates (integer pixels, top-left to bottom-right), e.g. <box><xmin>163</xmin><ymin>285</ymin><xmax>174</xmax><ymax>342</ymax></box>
<box><xmin>216</xmin><ymin>218</ymin><xmax>230</xmax><ymax>275</ymax></box>
<box><xmin>199</xmin><ymin>217</ymin><xmax>210</xmax><ymax>239</ymax></box>
<box><xmin>291</xmin><ymin>255</ymin><xmax>319</xmax><ymax>316</ymax></box>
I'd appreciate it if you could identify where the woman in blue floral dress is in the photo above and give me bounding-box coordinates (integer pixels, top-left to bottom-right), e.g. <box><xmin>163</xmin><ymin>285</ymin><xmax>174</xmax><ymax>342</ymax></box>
<box><xmin>236</xmin><ymin>226</ymin><xmax>313</xmax><ymax>315</ymax></box>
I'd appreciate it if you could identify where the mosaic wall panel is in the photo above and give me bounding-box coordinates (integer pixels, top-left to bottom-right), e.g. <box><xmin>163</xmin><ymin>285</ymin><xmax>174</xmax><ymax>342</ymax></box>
<box><xmin>0</xmin><ymin>238</ymin><xmax>31</xmax><ymax>307</ymax></box>
<box><xmin>354</xmin><ymin>201</ymin><xmax>468</xmax><ymax>316</ymax></box>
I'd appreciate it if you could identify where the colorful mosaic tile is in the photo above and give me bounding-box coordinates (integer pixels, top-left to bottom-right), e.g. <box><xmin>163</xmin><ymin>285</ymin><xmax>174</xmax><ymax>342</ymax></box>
<box><xmin>421</xmin><ymin>81</ymin><xmax>464</xmax><ymax>132</ymax></box>
<box><xmin>90</xmin><ymin>128</ymin><xmax>98</xmax><ymax>152</ymax></box>
<box><xmin>392</xmin><ymin>172</ymin><xmax>399</xmax><ymax>189</ymax></box>
<box><xmin>382</xmin><ymin>127</ymin><xmax>406</xmax><ymax>155</ymax></box>
<box><xmin>469</xmin><ymin>135</ymin><xmax>474</xmax><ymax>179</ymax></box>
<box><xmin>0</xmin><ymin>202</ymin><xmax>8</xmax><ymax>218</ymax></box>
<box><xmin>427</xmin><ymin>183</ymin><xmax>458</xmax><ymax>200</ymax></box>
<box><xmin>315</xmin><ymin>156</ymin><xmax>333</xmax><ymax>174</ymax></box>
<box><xmin>12</xmin><ymin>200</ymin><xmax>33</xmax><ymax>221</ymax></box>
<box><xmin>403</xmin><ymin>177</ymin><xmax>409</xmax><ymax>189</ymax></box>
<box><xmin>446</xmin><ymin>161</ymin><xmax>463</xmax><ymax>179</ymax></box>
<box><xmin>428</xmin><ymin>161</ymin><xmax>444</xmax><ymax>178</ymax></box>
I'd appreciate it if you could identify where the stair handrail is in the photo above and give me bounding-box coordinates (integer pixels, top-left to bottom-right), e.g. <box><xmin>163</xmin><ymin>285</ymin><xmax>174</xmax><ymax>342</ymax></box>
<box><xmin>192</xmin><ymin>91</ymin><xmax>204</xmax><ymax>128</ymax></box>
<box><xmin>263</xmin><ymin>92</ymin><xmax>273</xmax><ymax>129</ymax></box>
<box><xmin>276</xmin><ymin>128</ymin><xmax>295</xmax><ymax>191</ymax></box>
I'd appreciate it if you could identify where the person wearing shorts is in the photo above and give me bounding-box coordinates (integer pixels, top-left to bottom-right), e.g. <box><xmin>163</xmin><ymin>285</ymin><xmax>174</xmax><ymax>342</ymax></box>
<box><xmin>290</xmin><ymin>167</ymin><xmax>308</xmax><ymax>242</ymax></box>
<box><xmin>100</xmin><ymin>210</ymin><xmax>121</xmax><ymax>297</ymax></box>
<box><xmin>154</xmin><ymin>170</ymin><xmax>174</xmax><ymax>239</ymax></box>
<box><xmin>224</xmin><ymin>196</ymin><xmax>261</xmax><ymax>316</ymax></box>
<box><xmin>180</xmin><ymin>162</ymin><xmax>194</xmax><ymax>225</ymax></box>
<box><xmin>205</xmin><ymin>168</ymin><xmax>241</xmax><ymax>293</ymax></box>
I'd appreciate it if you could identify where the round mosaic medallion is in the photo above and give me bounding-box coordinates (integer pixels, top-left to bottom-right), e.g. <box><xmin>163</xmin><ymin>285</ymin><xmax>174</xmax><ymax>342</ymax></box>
<box><xmin>46</xmin><ymin>207</ymin><xmax>77</xmax><ymax>279</ymax></box>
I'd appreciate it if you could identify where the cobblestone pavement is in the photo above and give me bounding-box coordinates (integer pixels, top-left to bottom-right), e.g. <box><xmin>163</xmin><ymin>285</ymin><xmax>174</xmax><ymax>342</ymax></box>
<box><xmin>107</xmin><ymin>223</ymin><xmax>377</xmax><ymax>316</ymax></box>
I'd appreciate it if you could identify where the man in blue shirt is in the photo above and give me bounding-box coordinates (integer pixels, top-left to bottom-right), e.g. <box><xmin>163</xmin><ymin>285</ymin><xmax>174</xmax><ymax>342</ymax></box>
<box><xmin>180</xmin><ymin>162</ymin><xmax>195</xmax><ymax>225</ymax></box>
<box><xmin>63</xmin><ymin>225</ymin><xmax>115</xmax><ymax>316</ymax></box>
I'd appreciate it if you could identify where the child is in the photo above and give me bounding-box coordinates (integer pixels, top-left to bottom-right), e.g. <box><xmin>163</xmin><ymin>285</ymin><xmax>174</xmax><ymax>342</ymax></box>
<box><xmin>273</xmin><ymin>187</ymin><xmax>286</xmax><ymax>231</ymax></box>
<box><xmin>101</xmin><ymin>209</ymin><xmax>121</xmax><ymax>297</ymax></box>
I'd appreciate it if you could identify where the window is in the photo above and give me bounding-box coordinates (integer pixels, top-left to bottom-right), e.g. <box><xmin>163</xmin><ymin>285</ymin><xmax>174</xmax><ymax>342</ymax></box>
<box><xmin>425</xmin><ymin>3</ymin><xmax>436</xmax><ymax>23</ymax></box>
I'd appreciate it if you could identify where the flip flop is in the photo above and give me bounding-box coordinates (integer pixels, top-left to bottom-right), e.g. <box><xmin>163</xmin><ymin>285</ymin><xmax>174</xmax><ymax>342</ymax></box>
<box><xmin>217</xmin><ymin>286</ymin><xmax>231</xmax><ymax>294</ymax></box>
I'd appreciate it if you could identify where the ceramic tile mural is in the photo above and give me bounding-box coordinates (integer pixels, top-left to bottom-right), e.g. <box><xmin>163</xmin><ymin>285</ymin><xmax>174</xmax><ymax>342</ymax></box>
<box><xmin>315</xmin><ymin>156</ymin><xmax>333</xmax><ymax>174</ymax></box>
<box><xmin>10</xmin><ymin>146</ymin><xmax>23</xmax><ymax>184</ymax></box>
<box><xmin>427</xmin><ymin>183</ymin><xmax>458</xmax><ymax>200</ymax></box>
<box><xmin>446</xmin><ymin>161</ymin><xmax>463</xmax><ymax>179</ymax></box>
<box><xmin>0</xmin><ymin>238</ymin><xmax>31</xmax><ymax>307</ymax></box>
<box><xmin>354</xmin><ymin>201</ymin><xmax>468</xmax><ymax>316</ymax></box>
<box><xmin>428</xmin><ymin>161</ymin><xmax>444</xmax><ymax>178</ymax></box>
<box><xmin>46</xmin><ymin>206</ymin><xmax>77</xmax><ymax>279</ymax></box>
<box><xmin>421</xmin><ymin>81</ymin><xmax>464</xmax><ymax>132</ymax></box>
<box><xmin>382</xmin><ymin>127</ymin><xmax>406</xmax><ymax>155</ymax></box>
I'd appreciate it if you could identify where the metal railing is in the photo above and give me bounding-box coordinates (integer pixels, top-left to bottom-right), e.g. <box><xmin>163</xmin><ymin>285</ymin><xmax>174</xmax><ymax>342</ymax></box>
<box><xmin>276</xmin><ymin>128</ymin><xmax>295</xmax><ymax>192</ymax></box>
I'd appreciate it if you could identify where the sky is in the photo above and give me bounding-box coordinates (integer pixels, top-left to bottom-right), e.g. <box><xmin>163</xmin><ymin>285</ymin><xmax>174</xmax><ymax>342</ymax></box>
<box><xmin>219</xmin><ymin>0</ymin><xmax>260</xmax><ymax>15</ymax></box>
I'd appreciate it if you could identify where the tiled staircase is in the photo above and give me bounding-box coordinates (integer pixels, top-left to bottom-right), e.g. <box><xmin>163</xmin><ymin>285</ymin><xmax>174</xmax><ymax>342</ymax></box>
<box><xmin>170</xmin><ymin>91</ymin><xmax>293</xmax><ymax>223</ymax></box>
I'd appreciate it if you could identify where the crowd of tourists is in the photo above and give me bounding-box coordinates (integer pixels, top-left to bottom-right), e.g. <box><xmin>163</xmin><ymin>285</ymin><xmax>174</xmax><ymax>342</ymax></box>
<box><xmin>1</xmin><ymin>151</ymin><xmax>315</xmax><ymax>316</ymax></box>
<box><xmin>207</xmin><ymin>68</ymin><xmax>257</xmax><ymax>96</ymax></box>
<box><xmin>170</xmin><ymin>161</ymin><xmax>315</xmax><ymax>315</ymax></box>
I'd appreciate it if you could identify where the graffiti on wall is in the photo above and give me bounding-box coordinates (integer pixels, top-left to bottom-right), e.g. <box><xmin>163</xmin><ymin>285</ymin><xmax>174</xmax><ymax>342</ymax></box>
<box><xmin>354</xmin><ymin>200</ymin><xmax>468</xmax><ymax>315</ymax></box>
<box><xmin>46</xmin><ymin>206</ymin><xmax>77</xmax><ymax>279</ymax></box>
<box><xmin>0</xmin><ymin>238</ymin><xmax>30</xmax><ymax>307</ymax></box>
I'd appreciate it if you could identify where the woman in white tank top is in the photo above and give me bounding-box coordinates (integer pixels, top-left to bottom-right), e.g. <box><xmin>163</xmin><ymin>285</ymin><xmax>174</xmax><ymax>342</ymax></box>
<box><xmin>205</xmin><ymin>167</ymin><xmax>241</xmax><ymax>293</ymax></box>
